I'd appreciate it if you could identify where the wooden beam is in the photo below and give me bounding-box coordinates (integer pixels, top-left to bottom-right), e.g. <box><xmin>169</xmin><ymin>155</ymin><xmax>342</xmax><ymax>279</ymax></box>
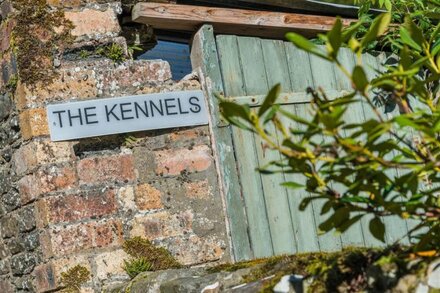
<box><xmin>132</xmin><ymin>3</ymin><xmax>355</xmax><ymax>39</ymax></box>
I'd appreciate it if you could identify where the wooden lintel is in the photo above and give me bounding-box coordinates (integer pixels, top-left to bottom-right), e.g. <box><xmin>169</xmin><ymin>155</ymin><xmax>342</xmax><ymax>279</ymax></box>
<box><xmin>132</xmin><ymin>3</ymin><xmax>355</xmax><ymax>39</ymax></box>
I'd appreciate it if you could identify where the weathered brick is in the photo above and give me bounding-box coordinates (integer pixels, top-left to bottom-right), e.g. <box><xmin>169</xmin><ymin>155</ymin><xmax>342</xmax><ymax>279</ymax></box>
<box><xmin>130</xmin><ymin>211</ymin><xmax>193</xmax><ymax>240</ymax></box>
<box><xmin>184</xmin><ymin>179</ymin><xmax>212</xmax><ymax>199</ymax></box>
<box><xmin>155</xmin><ymin>145</ymin><xmax>213</xmax><ymax>176</ymax></box>
<box><xmin>94</xmin><ymin>249</ymin><xmax>128</xmax><ymax>281</ymax></box>
<box><xmin>36</xmin><ymin>189</ymin><xmax>117</xmax><ymax>226</ymax></box>
<box><xmin>12</xmin><ymin>140</ymin><xmax>75</xmax><ymax>175</ymax></box>
<box><xmin>18</xmin><ymin>165</ymin><xmax>78</xmax><ymax>204</ymax></box>
<box><xmin>42</xmin><ymin>219</ymin><xmax>123</xmax><ymax>257</ymax></box>
<box><xmin>77</xmin><ymin>154</ymin><xmax>136</xmax><ymax>185</ymax></box>
<box><xmin>135</xmin><ymin>183</ymin><xmax>163</xmax><ymax>210</ymax></box>
<box><xmin>19</xmin><ymin>108</ymin><xmax>49</xmax><ymax>139</ymax></box>
<box><xmin>64</xmin><ymin>8</ymin><xmax>121</xmax><ymax>39</ymax></box>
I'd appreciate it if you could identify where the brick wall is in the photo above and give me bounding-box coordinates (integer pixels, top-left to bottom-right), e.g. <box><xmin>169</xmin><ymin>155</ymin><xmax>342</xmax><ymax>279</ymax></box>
<box><xmin>0</xmin><ymin>1</ymin><xmax>230</xmax><ymax>292</ymax></box>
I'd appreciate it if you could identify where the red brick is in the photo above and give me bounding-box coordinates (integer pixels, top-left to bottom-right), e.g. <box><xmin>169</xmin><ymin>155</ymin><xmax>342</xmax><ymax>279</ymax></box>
<box><xmin>135</xmin><ymin>183</ymin><xmax>163</xmax><ymax>210</ymax></box>
<box><xmin>130</xmin><ymin>211</ymin><xmax>193</xmax><ymax>240</ymax></box>
<box><xmin>64</xmin><ymin>8</ymin><xmax>120</xmax><ymax>38</ymax></box>
<box><xmin>37</xmin><ymin>189</ymin><xmax>117</xmax><ymax>226</ymax></box>
<box><xmin>42</xmin><ymin>220</ymin><xmax>123</xmax><ymax>257</ymax></box>
<box><xmin>18</xmin><ymin>165</ymin><xmax>77</xmax><ymax>204</ymax></box>
<box><xmin>155</xmin><ymin>145</ymin><xmax>213</xmax><ymax>176</ymax></box>
<box><xmin>77</xmin><ymin>154</ymin><xmax>136</xmax><ymax>184</ymax></box>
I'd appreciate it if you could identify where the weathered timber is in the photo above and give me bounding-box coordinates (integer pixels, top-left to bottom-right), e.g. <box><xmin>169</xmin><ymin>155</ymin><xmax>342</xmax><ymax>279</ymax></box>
<box><xmin>132</xmin><ymin>3</ymin><xmax>355</xmax><ymax>39</ymax></box>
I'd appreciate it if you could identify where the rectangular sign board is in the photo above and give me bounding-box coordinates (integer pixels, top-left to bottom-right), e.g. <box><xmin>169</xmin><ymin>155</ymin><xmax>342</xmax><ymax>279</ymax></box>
<box><xmin>47</xmin><ymin>90</ymin><xmax>209</xmax><ymax>141</ymax></box>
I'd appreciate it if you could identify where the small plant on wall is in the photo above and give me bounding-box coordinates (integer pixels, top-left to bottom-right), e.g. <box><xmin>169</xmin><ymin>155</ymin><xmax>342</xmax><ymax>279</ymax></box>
<box><xmin>220</xmin><ymin>1</ymin><xmax>440</xmax><ymax>253</ymax></box>
<box><xmin>122</xmin><ymin>237</ymin><xmax>181</xmax><ymax>279</ymax></box>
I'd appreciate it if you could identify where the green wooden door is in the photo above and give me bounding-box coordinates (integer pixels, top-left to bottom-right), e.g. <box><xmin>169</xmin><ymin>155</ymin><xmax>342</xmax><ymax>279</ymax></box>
<box><xmin>191</xmin><ymin>25</ymin><xmax>411</xmax><ymax>261</ymax></box>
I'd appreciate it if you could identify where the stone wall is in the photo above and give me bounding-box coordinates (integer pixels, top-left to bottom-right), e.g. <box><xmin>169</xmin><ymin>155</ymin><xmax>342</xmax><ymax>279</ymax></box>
<box><xmin>0</xmin><ymin>1</ymin><xmax>230</xmax><ymax>292</ymax></box>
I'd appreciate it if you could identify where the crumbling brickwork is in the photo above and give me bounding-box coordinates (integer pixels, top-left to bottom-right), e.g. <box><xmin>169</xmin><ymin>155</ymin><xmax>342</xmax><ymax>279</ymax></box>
<box><xmin>0</xmin><ymin>1</ymin><xmax>230</xmax><ymax>292</ymax></box>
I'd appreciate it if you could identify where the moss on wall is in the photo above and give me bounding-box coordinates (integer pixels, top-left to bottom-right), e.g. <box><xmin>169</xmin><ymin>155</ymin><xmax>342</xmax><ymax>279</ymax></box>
<box><xmin>11</xmin><ymin>0</ymin><xmax>74</xmax><ymax>86</ymax></box>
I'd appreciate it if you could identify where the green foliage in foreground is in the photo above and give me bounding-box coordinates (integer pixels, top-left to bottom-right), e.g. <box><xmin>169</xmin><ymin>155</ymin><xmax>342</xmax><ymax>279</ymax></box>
<box><xmin>122</xmin><ymin>237</ymin><xmax>182</xmax><ymax>279</ymax></box>
<box><xmin>220</xmin><ymin>5</ymin><xmax>440</xmax><ymax>252</ymax></box>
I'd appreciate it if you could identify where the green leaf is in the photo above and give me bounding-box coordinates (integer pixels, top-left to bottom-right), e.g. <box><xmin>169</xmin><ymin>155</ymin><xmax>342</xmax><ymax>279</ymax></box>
<box><xmin>369</xmin><ymin>217</ymin><xmax>386</xmax><ymax>242</ymax></box>
<box><xmin>327</xmin><ymin>17</ymin><xmax>343</xmax><ymax>56</ymax></box>
<box><xmin>352</xmin><ymin>66</ymin><xmax>369</xmax><ymax>92</ymax></box>
<box><xmin>219</xmin><ymin>101</ymin><xmax>252</xmax><ymax>129</ymax></box>
<box><xmin>400</xmin><ymin>27</ymin><xmax>422</xmax><ymax>51</ymax></box>
<box><xmin>286</xmin><ymin>33</ymin><xmax>330</xmax><ymax>60</ymax></box>
<box><xmin>259</xmin><ymin>84</ymin><xmax>281</xmax><ymax>117</ymax></box>
<box><xmin>336</xmin><ymin>214</ymin><xmax>364</xmax><ymax>233</ymax></box>
<box><xmin>281</xmin><ymin>181</ymin><xmax>305</xmax><ymax>189</ymax></box>
<box><xmin>361</xmin><ymin>13</ymin><xmax>391</xmax><ymax>46</ymax></box>
<box><xmin>403</xmin><ymin>16</ymin><xmax>426</xmax><ymax>49</ymax></box>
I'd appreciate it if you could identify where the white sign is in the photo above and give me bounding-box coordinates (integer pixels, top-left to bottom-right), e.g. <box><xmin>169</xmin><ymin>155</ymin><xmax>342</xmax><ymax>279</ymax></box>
<box><xmin>47</xmin><ymin>90</ymin><xmax>209</xmax><ymax>141</ymax></box>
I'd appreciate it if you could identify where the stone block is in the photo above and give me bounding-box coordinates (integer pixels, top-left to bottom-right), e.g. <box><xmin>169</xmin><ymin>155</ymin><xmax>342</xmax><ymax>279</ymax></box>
<box><xmin>77</xmin><ymin>154</ymin><xmax>136</xmax><ymax>185</ymax></box>
<box><xmin>10</xmin><ymin>252</ymin><xmax>37</xmax><ymax>276</ymax></box>
<box><xmin>0</xmin><ymin>19</ymin><xmax>15</xmax><ymax>54</ymax></box>
<box><xmin>19</xmin><ymin>108</ymin><xmax>49</xmax><ymax>140</ymax></box>
<box><xmin>94</xmin><ymin>249</ymin><xmax>128</xmax><ymax>281</ymax></box>
<box><xmin>64</xmin><ymin>7</ymin><xmax>121</xmax><ymax>39</ymax></box>
<box><xmin>117</xmin><ymin>186</ymin><xmax>136</xmax><ymax>211</ymax></box>
<box><xmin>0</xmin><ymin>214</ymin><xmax>18</xmax><ymax>238</ymax></box>
<box><xmin>17</xmin><ymin>205</ymin><xmax>36</xmax><ymax>233</ymax></box>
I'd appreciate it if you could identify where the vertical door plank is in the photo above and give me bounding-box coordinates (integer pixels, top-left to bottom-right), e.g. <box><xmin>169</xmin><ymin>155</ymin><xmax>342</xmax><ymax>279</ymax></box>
<box><xmin>238</xmin><ymin>36</ymin><xmax>297</xmax><ymax>255</ymax></box>
<box><xmin>261</xmin><ymin>39</ymin><xmax>293</xmax><ymax>92</ymax></box>
<box><xmin>361</xmin><ymin>53</ymin><xmax>410</xmax><ymax>245</ymax></box>
<box><xmin>335</xmin><ymin>48</ymin><xmax>367</xmax><ymax>247</ymax></box>
<box><xmin>309</xmin><ymin>49</ymin><xmax>343</xmax><ymax>251</ymax></box>
<box><xmin>191</xmin><ymin>26</ymin><xmax>253</xmax><ymax>261</ymax></box>
<box><xmin>284</xmin><ymin>44</ymin><xmax>320</xmax><ymax>252</ymax></box>
<box><xmin>217</xmin><ymin>35</ymin><xmax>274</xmax><ymax>257</ymax></box>
<box><xmin>285</xmin><ymin>42</ymin><xmax>314</xmax><ymax>93</ymax></box>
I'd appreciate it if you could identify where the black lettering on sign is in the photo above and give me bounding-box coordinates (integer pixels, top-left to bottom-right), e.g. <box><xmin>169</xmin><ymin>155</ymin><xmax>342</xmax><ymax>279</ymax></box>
<box><xmin>189</xmin><ymin>97</ymin><xmax>201</xmax><ymax>113</ymax></box>
<box><xmin>150</xmin><ymin>99</ymin><xmax>164</xmax><ymax>117</ymax></box>
<box><xmin>105</xmin><ymin>104</ymin><xmax>120</xmax><ymax>122</ymax></box>
<box><xmin>134</xmin><ymin>101</ymin><xmax>149</xmax><ymax>118</ymax></box>
<box><xmin>177</xmin><ymin>98</ymin><xmax>189</xmax><ymax>114</ymax></box>
<box><xmin>68</xmin><ymin>108</ymin><xmax>83</xmax><ymax>126</ymax></box>
<box><xmin>164</xmin><ymin>98</ymin><xmax>178</xmax><ymax>115</ymax></box>
<box><xmin>84</xmin><ymin>107</ymin><xmax>98</xmax><ymax>124</ymax></box>
<box><xmin>53</xmin><ymin>110</ymin><xmax>66</xmax><ymax>128</ymax></box>
<box><xmin>120</xmin><ymin>103</ymin><xmax>134</xmax><ymax>120</ymax></box>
